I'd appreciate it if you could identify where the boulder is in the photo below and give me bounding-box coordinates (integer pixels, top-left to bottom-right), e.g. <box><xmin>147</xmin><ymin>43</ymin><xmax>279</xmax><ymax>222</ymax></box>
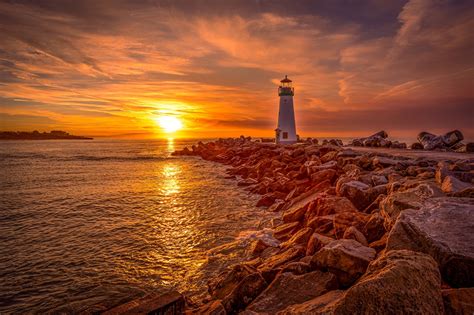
<box><xmin>277</xmin><ymin>290</ymin><xmax>345</xmax><ymax>314</ymax></box>
<box><xmin>306</xmin><ymin>233</ymin><xmax>334</xmax><ymax>256</ymax></box>
<box><xmin>442</xmin><ymin>288</ymin><xmax>474</xmax><ymax>315</ymax></box>
<box><xmin>364</xmin><ymin>212</ymin><xmax>386</xmax><ymax>243</ymax></box>
<box><xmin>332</xmin><ymin>250</ymin><xmax>444</xmax><ymax>315</ymax></box>
<box><xmin>258</xmin><ymin>246</ymin><xmax>305</xmax><ymax>273</ymax></box>
<box><xmin>442</xmin><ymin>130</ymin><xmax>464</xmax><ymax>147</ymax></box>
<box><xmin>410</xmin><ymin>142</ymin><xmax>424</xmax><ymax>150</ymax></box>
<box><xmin>208</xmin><ymin>264</ymin><xmax>256</xmax><ymax>300</ymax></box>
<box><xmin>418</xmin><ymin>132</ymin><xmax>445</xmax><ymax>150</ymax></box>
<box><xmin>273</xmin><ymin>222</ymin><xmax>300</xmax><ymax>241</ymax></box>
<box><xmin>441</xmin><ymin>175</ymin><xmax>472</xmax><ymax>194</ymax></box>
<box><xmin>337</xmin><ymin>180</ymin><xmax>370</xmax><ymax>210</ymax></box>
<box><xmin>305</xmin><ymin>196</ymin><xmax>358</xmax><ymax>221</ymax></box>
<box><xmin>246</xmin><ymin>271</ymin><xmax>338</xmax><ymax>314</ymax></box>
<box><xmin>221</xmin><ymin>272</ymin><xmax>268</xmax><ymax>313</ymax></box>
<box><xmin>310</xmin><ymin>239</ymin><xmax>376</xmax><ymax>287</ymax></box>
<box><xmin>386</xmin><ymin>197</ymin><xmax>474</xmax><ymax>287</ymax></box>
<box><xmin>310</xmin><ymin>169</ymin><xmax>337</xmax><ymax>184</ymax></box>
<box><xmin>248</xmin><ymin>239</ymin><xmax>270</xmax><ymax>257</ymax></box>
<box><xmin>379</xmin><ymin>181</ymin><xmax>443</xmax><ymax>229</ymax></box>
<box><xmin>343</xmin><ymin>226</ymin><xmax>368</xmax><ymax>246</ymax></box>
<box><xmin>190</xmin><ymin>300</ymin><xmax>226</xmax><ymax>315</ymax></box>
<box><xmin>280</xmin><ymin>227</ymin><xmax>313</xmax><ymax>249</ymax></box>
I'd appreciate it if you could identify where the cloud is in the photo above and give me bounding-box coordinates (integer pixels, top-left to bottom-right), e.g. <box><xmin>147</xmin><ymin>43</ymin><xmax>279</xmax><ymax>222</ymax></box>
<box><xmin>0</xmin><ymin>0</ymin><xmax>472</xmax><ymax>138</ymax></box>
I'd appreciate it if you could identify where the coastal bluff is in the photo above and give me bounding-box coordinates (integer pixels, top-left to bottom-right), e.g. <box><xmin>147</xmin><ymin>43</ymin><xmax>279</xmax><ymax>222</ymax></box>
<box><xmin>106</xmin><ymin>133</ymin><xmax>474</xmax><ymax>314</ymax></box>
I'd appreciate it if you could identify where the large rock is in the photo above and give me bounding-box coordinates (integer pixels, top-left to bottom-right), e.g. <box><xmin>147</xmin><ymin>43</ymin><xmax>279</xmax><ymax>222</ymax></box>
<box><xmin>441</xmin><ymin>175</ymin><xmax>472</xmax><ymax>194</ymax></box>
<box><xmin>418</xmin><ymin>131</ymin><xmax>445</xmax><ymax>150</ymax></box>
<box><xmin>306</xmin><ymin>233</ymin><xmax>334</xmax><ymax>256</ymax></box>
<box><xmin>310</xmin><ymin>239</ymin><xmax>376</xmax><ymax>287</ymax></box>
<box><xmin>258</xmin><ymin>246</ymin><xmax>305</xmax><ymax>273</ymax></box>
<box><xmin>338</xmin><ymin>180</ymin><xmax>370</xmax><ymax>210</ymax></box>
<box><xmin>442</xmin><ymin>288</ymin><xmax>474</xmax><ymax>315</ymax></box>
<box><xmin>332</xmin><ymin>250</ymin><xmax>444</xmax><ymax>315</ymax></box>
<box><xmin>246</xmin><ymin>271</ymin><xmax>338</xmax><ymax>314</ymax></box>
<box><xmin>221</xmin><ymin>272</ymin><xmax>268</xmax><ymax>313</ymax></box>
<box><xmin>386</xmin><ymin>197</ymin><xmax>474</xmax><ymax>287</ymax></box>
<box><xmin>304</xmin><ymin>196</ymin><xmax>357</xmax><ymax>222</ymax></box>
<box><xmin>209</xmin><ymin>264</ymin><xmax>256</xmax><ymax>300</ymax></box>
<box><xmin>380</xmin><ymin>181</ymin><xmax>443</xmax><ymax>229</ymax></box>
<box><xmin>442</xmin><ymin>130</ymin><xmax>464</xmax><ymax>147</ymax></box>
<box><xmin>277</xmin><ymin>290</ymin><xmax>345</xmax><ymax>314</ymax></box>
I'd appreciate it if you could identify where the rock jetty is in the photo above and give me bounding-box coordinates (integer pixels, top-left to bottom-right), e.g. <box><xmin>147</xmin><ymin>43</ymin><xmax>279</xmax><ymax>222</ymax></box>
<box><xmin>170</xmin><ymin>134</ymin><xmax>474</xmax><ymax>315</ymax></box>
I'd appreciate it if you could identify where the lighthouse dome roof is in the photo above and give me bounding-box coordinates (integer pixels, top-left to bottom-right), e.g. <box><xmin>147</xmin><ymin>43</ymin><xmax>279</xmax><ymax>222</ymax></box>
<box><xmin>280</xmin><ymin>75</ymin><xmax>292</xmax><ymax>83</ymax></box>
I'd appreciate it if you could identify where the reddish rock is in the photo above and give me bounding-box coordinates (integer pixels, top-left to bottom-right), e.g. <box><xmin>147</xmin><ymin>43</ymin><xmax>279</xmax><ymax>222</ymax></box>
<box><xmin>273</xmin><ymin>222</ymin><xmax>300</xmax><ymax>241</ymax></box>
<box><xmin>306</xmin><ymin>233</ymin><xmax>334</xmax><ymax>256</ymax></box>
<box><xmin>332</xmin><ymin>250</ymin><xmax>444</xmax><ymax>315</ymax></box>
<box><xmin>305</xmin><ymin>196</ymin><xmax>357</xmax><ymax>222</ymax></box>
<box><xmin>441</xmin><ymin>175</ymin><xmax>472</xmax><ymax>194</ymax></box>
<box><xmin>343</xmin><ymin>226</ymin><xmax>368</xmax><ymax>246</ymax></box>
<box><xmin>188</xmin><ymin>300</ymin><xmax>226</xmax><ymax>315</ymax></box>
<box><xmin>221</xmin><ymin>272</ymin><xmax>268</xmax><ymax>314</ymax></box>
<box><xmin>333</xmin><ymin>211</ymin><xmax>369</xmax><ymax>239</ymax></box>
<box><xmin>248</xmin><ymin>239</ymin><xmax>270</xmax><ymax>257</ymax></box>
<box><xmin>208</xmin><ymin>264</ymin><xmax>256</xmax><ymax>300</ymax></box>
<box><xmin>246</xmin><ymin>271</ymin><xmax>338</xmax><ymax>314</ymax></box>
<box><xmin>364</xmin><ymin>212</ymin><xmax>386</xmax><ymax>243</ymax></box>
<box><xmin>282</xmin><ymin>204</ymin><xmax>307</xmax><ymax>223</ymax></box>
<box><xmin>310</xmin><ymin>169</ymin><xmax>337</xmax><ymax>184</ymax></box>
<box><xmin>338</xmin><ymin>180</ymin><xmax>371</xmax><ymax>210</ymax></box>
<box><xmin>256</xmin><ymin>193</ymin><xmax>276</xmax><ymax>207</ymax></box>
<box><xmin>280</xmin><ymin>227</ymin><xmax>313</xmax><ymax>249</ymax></box>
<box><xmin>386</xmin><ymin>197</ymin><xmax>474</xmax><ymax>287</ymax></box>
<box><xmin>442</xmin><ymin>288</ymin><xmax>474</xmax><ymax>315</ymax></box>
<box><xmin>278</xmin><ymin>290</ymin><xmax>344</xmax><ymax>314</ymax></box>
<box><xmin>258</xmin><ymin>246</ymin><xmax>305</xmax><ymax>273</ymax></box>
<box><xmin>306</xmin><ymin>215</ymin><xmax>335</xmax><ymax>237</ymax></box>
<box><xmin>310</xmin><ymin>239</ymin><xmax>376</xmax><ymax>287</ymax></box>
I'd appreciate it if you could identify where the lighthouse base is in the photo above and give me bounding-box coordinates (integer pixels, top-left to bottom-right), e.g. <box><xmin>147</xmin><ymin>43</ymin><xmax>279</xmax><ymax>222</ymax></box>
<box><xmin>276</xmin><ymin>139</ymin><xmax>297</xmax><ymax>145</ymax></box>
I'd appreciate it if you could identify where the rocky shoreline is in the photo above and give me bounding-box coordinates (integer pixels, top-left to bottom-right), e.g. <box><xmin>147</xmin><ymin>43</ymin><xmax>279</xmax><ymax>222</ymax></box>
<box><xmin>170</xmin><ymin>132</ymin><xmax>474</xmax><ymax>315</ymax></box>
<box><xmin>107</xmin><ymin>132</ymin><xmax>474</xmax><ymax>314</ymax></box>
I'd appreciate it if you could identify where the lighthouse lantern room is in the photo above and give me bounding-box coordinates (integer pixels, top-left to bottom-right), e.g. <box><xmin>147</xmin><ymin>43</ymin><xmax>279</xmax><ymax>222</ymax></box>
<box><xmin>275</xmin><ymin>75</ymin><xmax>297</xmax><ymax>144</ymax></box>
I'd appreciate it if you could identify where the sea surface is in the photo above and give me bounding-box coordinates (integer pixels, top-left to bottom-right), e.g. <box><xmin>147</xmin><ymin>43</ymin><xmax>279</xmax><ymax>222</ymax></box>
<box><xmin>0</xmin><ymin>139</ymin><xmax>277</xmax><ymax>313</ymax></box>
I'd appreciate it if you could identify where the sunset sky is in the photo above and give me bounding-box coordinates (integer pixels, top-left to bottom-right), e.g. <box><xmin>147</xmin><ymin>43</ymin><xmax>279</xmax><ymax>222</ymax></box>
<box><xmin>0</xmin><ymin>0</ymin><xmax>473</xmax><ymax>139</ymax></box>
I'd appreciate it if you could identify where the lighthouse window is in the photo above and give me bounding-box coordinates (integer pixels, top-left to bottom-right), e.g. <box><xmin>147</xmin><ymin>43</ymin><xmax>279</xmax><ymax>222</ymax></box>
<box><xmin>282</xmin><ymin>132</ymin><xmax>288</xmax><ymax>139</ymax></box>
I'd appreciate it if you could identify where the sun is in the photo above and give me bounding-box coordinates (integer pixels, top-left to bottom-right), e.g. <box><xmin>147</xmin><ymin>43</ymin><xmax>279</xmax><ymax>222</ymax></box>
<box><xmin>156</xmin><ymin>115</ymin><xmax>183</xmax><ymax>133</ymax></box>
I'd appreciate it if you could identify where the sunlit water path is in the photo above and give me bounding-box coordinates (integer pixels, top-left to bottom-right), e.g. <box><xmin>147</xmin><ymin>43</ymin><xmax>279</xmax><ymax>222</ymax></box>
<box><xmin>0</xmin><ymin>139</ymin><xmax>276</xmax><ymax>313</ymax></box>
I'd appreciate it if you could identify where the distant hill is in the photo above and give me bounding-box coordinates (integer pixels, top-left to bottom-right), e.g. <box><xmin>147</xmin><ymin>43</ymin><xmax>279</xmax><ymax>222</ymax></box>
<box><xmin>0</xmin><ymin>130</ymin><xmax>93</xmax><ymax>140</ymax></box>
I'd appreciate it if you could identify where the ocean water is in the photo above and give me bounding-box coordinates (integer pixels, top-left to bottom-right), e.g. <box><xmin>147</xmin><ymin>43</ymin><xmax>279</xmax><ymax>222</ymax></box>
<box><xmin>0</xmin><ymin>139</ymin><xmax>277</xmax><ymax>313</ymax></box>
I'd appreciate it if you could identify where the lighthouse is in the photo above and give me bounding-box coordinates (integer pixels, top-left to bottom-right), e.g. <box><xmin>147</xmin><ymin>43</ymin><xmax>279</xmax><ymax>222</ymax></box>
<box><xmin>275</xmin><ymin>75</ymin><xmax>297</xmax><ymax>144</ymax></box>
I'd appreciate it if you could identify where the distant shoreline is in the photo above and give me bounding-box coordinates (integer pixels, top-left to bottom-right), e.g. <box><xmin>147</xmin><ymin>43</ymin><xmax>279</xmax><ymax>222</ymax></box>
<box><xmin>0</xmin><ymin>131</ymin><xmax>93</xmax><ymax>140</ymax></box>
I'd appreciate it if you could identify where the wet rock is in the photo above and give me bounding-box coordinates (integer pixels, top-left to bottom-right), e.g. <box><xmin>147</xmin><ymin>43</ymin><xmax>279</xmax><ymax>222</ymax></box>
<box><xmin>306</xmin><ymin>233</ymin><xmax>334</xmax><ymax>256</ymax></box>
<box><xmin>277</xmin><ymin>290</ymin><xmax>345</xmax><ymax>314</ymax></box>
<box><xmin>280</xmin><ymin>227</ymin><xmax>313</xmax><ymax>249</ymax></box>
<box><xmin>209</xmin><ymin>264</ymin><xmax>256</xmax><ymax>300</ymax></box>
<box><xmin>332</xmin><ymin>250</ymin><xmax>444</xmax><ymax>315</ymax></box>
<box><xmin>442</xmin><ymin>288</ymin><xmax>474</xmax><ymax>315</ymax></box>
<box><xmin>248</xmin><ymin>239</ymin><xmax>270</xmax><ymax>257</ymax></box>
<box><xmin>371</xmin><ymin>174</ymin><xmax>388</xmax><ymax>186</ymax></box>
<box><xmin>258</xmin><ymin>246</ymin><xmax>305</xmax><ymax>273</ymax></box>
<box><xmin>256</xmin><ymin>193</ymin><xmax>276</xmax><ymax>207</ymax></box>
<box><xmin>190</xmin><ymin>300</ymin><xmax>226</xmax><ymax>315</ymax></box>
<box><xmin>282</xmin><ymin>205</ymin><xmax>307</xmax><ymax>223</ymax></box>
<box><xmin>310</xmin><ymin>239</ymin><xmax>376</xmax><ymax>287</ymax></box>
<box><xmin>273</xmin><ymin>222</ymin><xmax>300</xmax><ymax>241</ymax></box>
<box><xmin>246</xmin><ymin>271</ymin><xmax>338</xmax><ymax>314</ymax></box>
<box><xmin>221</xmin><ymin>272</ymin><xmax>268</xmax><ymax>314</ymax></box>
<box><xmin>386</xmin><ymin>197</ymin><xmax>474</xmax><ymax>287</ymax></box>
<box><xmin>343</xmin><ymin>226</ymin><xmax>368</xmax><ymax>246</ymax></box>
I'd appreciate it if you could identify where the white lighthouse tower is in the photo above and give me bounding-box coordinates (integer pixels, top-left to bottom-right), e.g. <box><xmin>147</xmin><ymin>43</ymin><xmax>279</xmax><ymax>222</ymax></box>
<box><xmin>275</xmin><ymin>75</ymin><xmax>297</xmax><ymax>144</ymax></box>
